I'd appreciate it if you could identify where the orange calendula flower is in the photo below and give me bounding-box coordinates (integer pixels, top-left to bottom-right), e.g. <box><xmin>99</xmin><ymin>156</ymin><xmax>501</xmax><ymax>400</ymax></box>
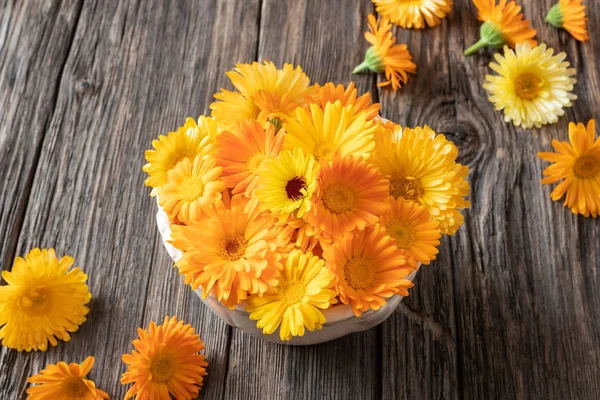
<box><xmin>304</xmin><ymin>155</ymin><xmax>390</xmax><ymax>240</ymax></box>
<box><xmin>121</xmin><ymin>316</ymin><xmax>208</xmax><ymax>400</ymax></box>
<box><xmin>143</xmin><ymin>116</ymin><xmax>217</xmax><ymax>196</ymax></box>
<box><xmin>465</xmin><ymin>0</ymin><xmax>537</xmax><ymax>55</ymax></box>
<box><xmin>538</xmin><ymin>120</ymin><xmax>600</xmax><ymax>217</ymax></box>
<box><xmin>170</xmin><ymin>195</ymin><xmax>283</xmax><ymax>308</ymax></box>
<box><xmin>353</xmin><ymin>14</ymin><xmax>417</xmax><ymax>91</ymax></box>
<box><xmin>324</xmin><ymin>225</ymin><xmax>415</xmax><ymax>316</ymax></box>
<box><xmin>0</xmin><ymin>248</ymin><xmax>91</xmax><ymax>352</ymax></box>
<box><xmin>373</xmin><ymin>0</ymin><xmax>453</xmax><ymax>29</ymax></box>
<box><xmin>215</xmin><ymin>120</ymin><xmax>284</xmax><ymax>197</ymax></box>
<box><xmin>305</xmin><ymin>82</ymin><xmax>380</xmax><ymax>120</ymax></box>
<box><xmin>210</xmin><ymin>61</ymin><xmax>311</xmax><ymax>131</ymax></box>
<box><xmin>159</xmin><ymin>155</ymin><xmax>226</xmax><ymax>225</ymax></box>
<box><xmin>546</xmin><ymin>0</ymin><xmax>589</xmax><ymax>42</ymax></box>
<box><xmin>379</xmin><ymin>197</ymin><xmax>441</xmax><ymax>265</ymax></box>
<box><xmin>27</xmin><ymin>356</ymin><xmax>109</xmax><ymax>400</ymax></box>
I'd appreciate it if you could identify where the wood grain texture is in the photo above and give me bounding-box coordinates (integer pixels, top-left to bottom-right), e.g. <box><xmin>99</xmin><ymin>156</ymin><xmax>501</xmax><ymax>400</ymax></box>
<box><xmin>0</xmin><ymin>0</ymin><xmax>599</xmax><ymax>399</ymax></box>
<box><xmin>0</xmin><ymin>0</ymin><xmax>261</xmax><ymax>398</ymax></box>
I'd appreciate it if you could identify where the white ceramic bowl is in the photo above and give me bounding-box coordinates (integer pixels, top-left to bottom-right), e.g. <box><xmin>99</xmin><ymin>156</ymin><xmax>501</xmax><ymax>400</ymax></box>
<box><xmin>156</xmin><ymin>204</ymin><xmax>416</xmax><ymax>345</ymax></box>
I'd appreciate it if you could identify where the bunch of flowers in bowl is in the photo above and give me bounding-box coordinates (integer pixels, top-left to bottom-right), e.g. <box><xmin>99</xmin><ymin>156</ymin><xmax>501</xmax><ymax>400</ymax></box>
<box><xmin>144</xmin><ymin>61</ymin><xmax>470</xmax><ymax>345</ymax></box>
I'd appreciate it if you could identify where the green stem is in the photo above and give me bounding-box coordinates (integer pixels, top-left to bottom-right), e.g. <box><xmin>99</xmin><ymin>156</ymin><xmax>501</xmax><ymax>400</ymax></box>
<box><xmin>352</xmin><ymin>61</ymin><xmax>370</xmax><ymax>74</ymax></box>
<box><xmin>464</xmin><ymin>38</ymin><xmax>488</xmax><ymax>56</ymax></box>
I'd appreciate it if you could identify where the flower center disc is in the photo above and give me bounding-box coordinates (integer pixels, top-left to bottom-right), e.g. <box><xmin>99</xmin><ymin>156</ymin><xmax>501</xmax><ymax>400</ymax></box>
<box><xmin>391</xmin><ymin>175</ymin><xmax>423</xmax><ymax>202</ymax></box>
<box><xmin>322</xmin><ymin>183</ymin><xmax>355</xmax><ymax>214</ymax></box>
<box><xmin>344</xmin><ymin>256</ymin><xmax>375</xmax><ymax>291</ymax></box>
<box><xmin>285</xmin><ymin>176</ymin><xmax>307</xmax><ymax>200</ymax></box>
<box><xmin>20</xmin><ymin>286</ymin><xmax>50</xmax><ymax>314</ymax></box>
<box><xmin>220</xmin><ymin>235</ymin><xmax>248</xmax><ymax>261</ymax></box>
<box><xmin>247</xmin><ymin>153</ymin><xmax>268</xmax><ymax>173</ymax></box>
<box><xmin>314</xmin><ymin>142</ymin><xmax>335</xmax><ymax>160</ymax></box>
<box><xmin>180</xmin><ymin>177</ymin><xmax>205</xmax><ymax>201</ymax></box>
<box><xmin>387</xmin><ymin>220</ymin><xmax>415</xmax><ymax>249</ymax></box>
<box><xmin>514</xmin><ymin>73</ymin><xmax>542</xmax><ymax>100</ymax></box>
<box><xmin>574</xmin><ymin>154</ymin><xmax>600</xmax><ymax>178</ymax></box>
<box><xmin>150</xmin><ymin>351</ymin><xmax>176</xmax><ymax>383</ymax></box>
<box><xmin>169</xmin><ymin>150</ymin><xmax>197</xmax><ymax>170</ymax></box>
<box><xmin>279</xmin><ymin>282</ymin><xmax>306</xmax><ymax>306</ymax></box>
<box><xmin>61</xmin><ymin>376</ymin><xmax>90</xmax><ymax>399</ymax></box>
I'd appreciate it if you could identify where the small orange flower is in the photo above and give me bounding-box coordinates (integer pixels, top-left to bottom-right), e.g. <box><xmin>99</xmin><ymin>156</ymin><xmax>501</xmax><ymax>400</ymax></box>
<box><xmin>353</xmin><ymin>14</ymin><xmax>417</xmax><ymax>91</ymax></box>
<box><xmin>121</xmin><ymin>316</ymin><xmax>208</xmax><ymax>400</ymax></box>
<box><xmin>305</xmin><ymin>82</ymin><xmax>380</xmax><ymax>120</ymax></box>
<box><xmin>324</xmin><ymin>225</ymin><xmax>415</xmax><ymax>316</ymax></box>
<box><xmin>538</xmin><ymin>120</ymin><xmax>600</xmax><ymax>217</ymax></box>
<box><xmin>546</xmin><ymin>0</ymin><xmax>589</xmax><ymax>42</ymax></box>
<box><xmin>465</xmin><ymin>0</ymin><xmax>537</xmax><ymax>55</ymax></box>
<box><xmin>215</xmin><ymin>120</ymin><xmax>284</xmax><ymax>197</ymax></box>
<box><xmin>27</xmin><ymin>356</ymin><xmax>109</xmax><ymax>400</ymax></box>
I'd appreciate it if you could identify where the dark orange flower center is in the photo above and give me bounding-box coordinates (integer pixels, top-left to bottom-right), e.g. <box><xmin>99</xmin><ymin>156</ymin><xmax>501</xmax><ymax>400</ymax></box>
<box><xmin>387</xmin><ymin>219</ymin><xmax>415</xmax><ymax>249</ymax></box>
<box><xmin>322</xmin><ymin>183</ymin><xmax>355</xmax><ymax>214</ymax></box>
<box><xmin>60</xmin><ymin>376</ymin><xmax>90</xmax><ymax>398</ymax></box>
<box><xmin>150</xmin><ymin>351</ymin><xmax>176</xmax><ymax>383</ymax></box>
<box><xmin>390</xmin><ymin>175</ymin><xmax>423</xmax><ymax>202</ymax></box>
<box><xmin>344</xmin><ymin>256</ymin><xmax>375</xmax><ymax>291</ymax></box>
<box><xmin>20</xmin><ymin>286</ymin><xmax>50</xmax><ymax>314</ymax></box>
<box><xmin>285</xmin><ymin>177</ymin><xmax>307</xmax><ymax>200</ymax></box>
<box><xmin>574</xmin><ymin>154</ymin><xmax>600</xmax><ymax>178</ymax></box>
<box><xmin>220</xmin><ymin>235</ymin><xmax>248</xmax><ymax>261</ymax></box>
<box><xmin>514</xmin><ymin>73</ymin><xmax>542</xmax><ymax>100</ymax></box>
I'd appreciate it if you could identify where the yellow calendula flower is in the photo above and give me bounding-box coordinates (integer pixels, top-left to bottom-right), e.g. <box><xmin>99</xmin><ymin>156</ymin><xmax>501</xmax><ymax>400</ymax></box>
<box><xmin>0</xmin><ymin>248</ymin><xmax>91</xmax><ymax>352</ymax></box>
<box><xmin>380</xmin><ymin>197</ymin><xmax>441</xmax><ymax>265</ymax></box>
<box><xmin>27</xmin><ymin>356</ymin><xmax>109</xmax><ymax>400</ymax></box>
<box><xmin>215</xmin><ymin>120</ymin><xmax>284</xmax><ymax>197</ymax></box>
<box><xmin>353</xmin><ymin>14</ymin><xmax>417</xmax><ymax>91</ymax></box>
<box><xmin>371</xmin><ymin>125</ymin><xmax>470</xmax><ymax>235</ymax></box>
<box><xmin>143</xmin><ymin>116</ymin><xmax>217</xmax><ymax>196</ymax></box>
<box><xmin>247</xmin><ymin>249</ymin><xmax>337</xmax><ymax>341</ymax></box>
<box><xmin>304</xmin><ymin>155</ymin><xmax>390</xmax><ymax>240</ymax></box>
<box><xmin>538</xmin><ymin>120</ymin><xmax>600</xmax><ymax>217</ymax></box>
<box><xmin>210</xmin><ymin>61</ymin><xmax>311</xmax><ymax>130</ymax></box>
<box><xmin>159</xmin><ymin>155</ymin><xmax>226</xmax><ymax>225</ymax></box>
<box><xmin>324</xmin><ymin>225</ymin><xmax>415</xmax><ymax>317</ymax></box>
<box><xmin>373</xmin><ymin>0</ymin><xmax>453</xmax><ymax>29</ymax></box>
<box><xmin>465</xmin><ymin>0</ymin><xmax>537</xmax><ymax>55</ymax></box>
<box><xmin>305</xmin><ymin>82</ymin><xmax>380</xmax><ymax>121</ymax></box>
<box><xmin>546</xmin><ymin>0</ymin><xmax>589</xmax><ymax>42</ymax></box>
<box><xmin>255</xmin><ymin>148</ymin><xmax>319</xmax><ymax>219</ymax></box>
<box><xmin>483</xmin><ymin>43</ymin><xmax>577</xmax><ymax>129</ymax></box>
<box><xmin>170</xmin><ymin>195</ymin><xmax>283</xmax><ymax>309</ymax></box>
<box><xmin>284</xmin><ymin>101</ymin><xmax>377</xmax><ymax>162</ymax></box>
<box><xmin>121</xmin><ymin>316</ymin><xmax>208</xmax><ymax>400</ymax></box>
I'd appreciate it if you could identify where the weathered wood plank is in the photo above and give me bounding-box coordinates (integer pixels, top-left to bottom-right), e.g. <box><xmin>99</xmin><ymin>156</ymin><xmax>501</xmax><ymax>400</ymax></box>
<box><xmin>376</xmin><ymin>12</ymin><xmax>461</xmax><ymax>400</ymax></box>
<box><xmin>0</xmin><ymin>0</ymin><xmax>83</xmax><ymax>271</ymax></box>
<box><xmin>379</xmin><ymin>0</ymin><xmax>600</xmax><ymax>399</ymax></box>
<box><xmin>0</xmin><ymin>1</ymin><xmax>261</xmax><ymax>399</ymax></box>
<box><xmin>222</xmin><ymin>1</ymin><xmax>384</xmax><ymax>400</ymax></box>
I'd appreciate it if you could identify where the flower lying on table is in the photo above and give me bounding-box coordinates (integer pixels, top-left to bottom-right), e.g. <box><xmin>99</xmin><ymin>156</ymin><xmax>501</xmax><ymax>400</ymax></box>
<box><xmin>121</xmin><ymin>316</ymin><xmax>208</xmax><ymax>400</ymax></box>
<box><xmin>372</xmin><ymin>0</ymin><xmax>453</xmax><ymax>29</ymax></box>
<box><xmin>143</xmin><ymin>62</ymin><xmax>470</xmax><ymax>341</ymax></box>
<box><xmin>538</xmin><ymin>119</ymin><xmax>600</xmax><ymax>217</ymax></box>
<box><xmin>0</xmin><ymin>248</ymin><xmax>92</xmax><ymax>352</ymax></box>
<box><xmin>546</xmin><ymin>0</ymin><xmax>589</xmax><ymax>42</ymax></box>
<box><xmin>27</xmin><ymin>356</ymin><xmax>109</xmax><ymax>400</ymax></box>
<box><xmin>483</xmin><ymin>43</ymin><xmax>576</xmax><ymax>129</ymax></box>
<box><xmin>465</xmin><ymin>0</ymin><xmax>537</xmax><ymax>55</ymax></box>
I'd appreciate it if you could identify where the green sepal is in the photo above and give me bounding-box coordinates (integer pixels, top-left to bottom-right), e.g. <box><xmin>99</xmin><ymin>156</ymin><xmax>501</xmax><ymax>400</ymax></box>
<box><xmin>464</xmin><ymin>21</ymin><xmax>505</xmax><ymax>56</ymax></box>
<box><xmin>545</xmin><ymin>3</ymin><xmax>564</xmax><ymax>28</ymax></box>
<box><xmin>353</xmin><ymin>46</ymin><xmax>385</xmax><ymax>74</ymax></box>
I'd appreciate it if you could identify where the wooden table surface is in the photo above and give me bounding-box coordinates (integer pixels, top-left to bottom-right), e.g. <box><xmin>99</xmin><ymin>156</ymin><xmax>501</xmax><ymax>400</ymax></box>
<box><xmin>1</xmin><ymin>0</ymin><xmax>599</xmax><ymax>399</ymax></box>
